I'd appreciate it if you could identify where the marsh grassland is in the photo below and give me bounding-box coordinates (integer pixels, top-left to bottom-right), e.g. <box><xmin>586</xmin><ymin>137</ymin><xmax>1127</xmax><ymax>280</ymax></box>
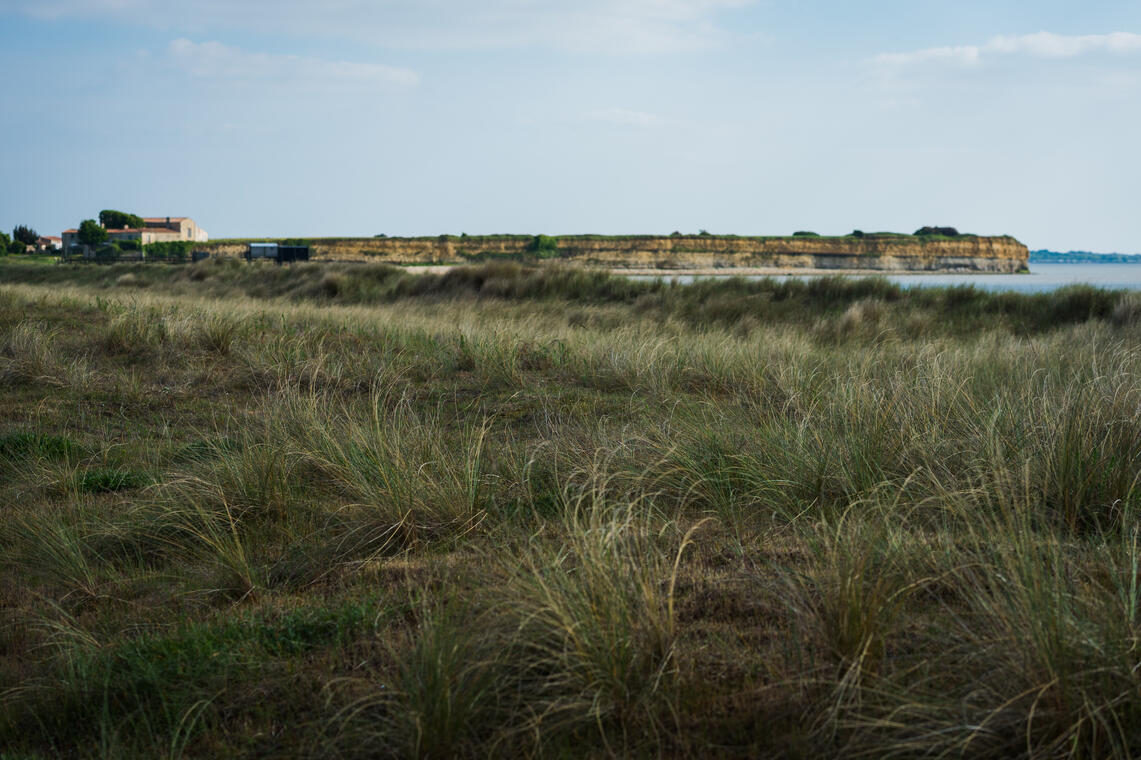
<box><xmin>3</xmin><ymin>257</ymin><xmax>1141</xmax><ymax>758</ymax></box>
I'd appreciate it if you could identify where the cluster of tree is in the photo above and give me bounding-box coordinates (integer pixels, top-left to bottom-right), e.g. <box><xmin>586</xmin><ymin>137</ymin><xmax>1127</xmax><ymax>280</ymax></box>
<box><xmin>13</xmin><ymin>225</ymin><xmax>38</xmax><ymax>245</ymax></box>
<box><xmin>70</xmin><ymin>211</ymin><xmax>146</xmax><ymax>250</ymax></box>
<box><xmin>99</xmin><ymin>210</ymin><xmax>145</xmax><ymax>230</ymax></box>
<box><xmin>77</xmin><ymin>219</ymin><xmax>108</xmax><ymax>246</ymax></box>
<box><xmin>914</xmin><ymin>226</ymin><xmax>961</xmax><ymax>237</ymax></box>
<box><xmin>1</xmin><ymin>225</ymin><xmax>38</xmax><ymax>254</ymax></box>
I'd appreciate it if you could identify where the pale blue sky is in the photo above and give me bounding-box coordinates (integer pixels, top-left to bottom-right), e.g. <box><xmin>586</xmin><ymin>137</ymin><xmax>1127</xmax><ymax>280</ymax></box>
<box><xmin>1</xmin><ymin>1</ymin><xmax>1138</xmax><ymax>251</ymax></box>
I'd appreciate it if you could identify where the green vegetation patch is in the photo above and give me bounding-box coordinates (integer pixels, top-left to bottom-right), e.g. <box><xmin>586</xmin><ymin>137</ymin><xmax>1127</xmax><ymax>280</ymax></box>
<box><xmin>0</xmin><ymin>431</ymin><xmax>84</xmax><ymax>461</ymax></box>
<box><xmin>3</xmin><ymin>599</ymin><xmax>387</xmax><ymax>754</ymax></box>
<box><xmin>77</xmin><ymin>467</ymin><xmax>151</xmax><ymax>493</ymax></box>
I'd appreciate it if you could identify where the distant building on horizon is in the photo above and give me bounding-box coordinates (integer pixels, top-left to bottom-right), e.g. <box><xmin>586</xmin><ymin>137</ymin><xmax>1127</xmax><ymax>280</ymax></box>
<box><xmin>62</xmin><ymin>216</ymin><xmax>208</xmax><ymax>252</ymax></box>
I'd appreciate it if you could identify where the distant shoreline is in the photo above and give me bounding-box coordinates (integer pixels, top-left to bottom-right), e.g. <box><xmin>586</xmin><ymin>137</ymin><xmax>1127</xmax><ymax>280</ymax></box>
<box><xmin>1031</xmin><ymin>250</ymin><xmax>1141</xmax><ymax>263</ymax></box>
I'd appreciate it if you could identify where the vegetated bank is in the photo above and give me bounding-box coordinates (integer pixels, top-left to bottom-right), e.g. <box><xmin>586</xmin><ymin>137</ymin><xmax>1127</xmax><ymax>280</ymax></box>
<box><xmin>199</xmin><ymin>231</ymin><xmax>1030</xmax><ymax>272</ymax></box>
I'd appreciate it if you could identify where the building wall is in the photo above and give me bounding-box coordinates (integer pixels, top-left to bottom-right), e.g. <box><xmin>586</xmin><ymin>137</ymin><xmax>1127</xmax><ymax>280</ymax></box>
<box><xmin>143</xmin><ymin>218</ymin><xmax>205</xmax><ymax>241</ymax></box>
<box><xmin>63</xmin><ymin>218</ymin><xmax>205</xmax><ymax>250</ymax></box>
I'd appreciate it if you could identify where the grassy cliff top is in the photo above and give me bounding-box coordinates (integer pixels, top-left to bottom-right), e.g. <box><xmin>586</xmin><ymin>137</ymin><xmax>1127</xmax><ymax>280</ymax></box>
<box><xmin>204</xmin><ymin>232</ymin><xmax>1018</xmax><ymax>245</ymax></box>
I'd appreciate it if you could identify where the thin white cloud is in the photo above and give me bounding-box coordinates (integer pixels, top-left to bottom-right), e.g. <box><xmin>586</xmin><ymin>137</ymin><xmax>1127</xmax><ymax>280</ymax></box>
<box><xmin>585</xmin><ymin>108</ymin><xmax>661</xmax><ymax>127</ymax></box>
<box><xmin>165</xmin><ymin>39</ymin><xmax>419</xmax><ymax>88</ymax></box>
<box><xmin>4</xmin><ymin>0</ymin><xmax>755</xmax><ymax>54</ymax></box>
<box><xmin>876</xmin><ymin>31</ymin><xmax>1141</xmax><ymax>67</ymax></box>
<box><xmin>988</xmin><ymin>31</ymin><xmax>1141</xmax><ymax>57</ymax></box>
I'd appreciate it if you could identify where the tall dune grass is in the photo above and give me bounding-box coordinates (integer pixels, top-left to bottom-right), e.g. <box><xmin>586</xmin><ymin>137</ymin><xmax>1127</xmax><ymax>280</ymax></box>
<box><xmin>2</xmin><ymin>268</ymin><xmax>1141</xmax><ymax>757</ymax></box>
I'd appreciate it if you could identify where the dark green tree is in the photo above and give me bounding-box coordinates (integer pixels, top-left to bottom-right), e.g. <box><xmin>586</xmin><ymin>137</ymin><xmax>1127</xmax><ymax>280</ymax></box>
<box><xmin>12</xmin><ymin>225</ymin><xmax>38</xmax><ymax>245</ymax></box>
<box><xmin>99</xmin><ymin>210</ymin><xmax>145</xmax><ymax>230</ymax></box>
<box><xmin>77</xmin><ymin>219</ymin><xmax>108</xmax><ymax>246</ymax></box>
<box><xmin>0</xmin><ymin>231</ymin><xmax>10</xmax><ymax>249</ymax></box>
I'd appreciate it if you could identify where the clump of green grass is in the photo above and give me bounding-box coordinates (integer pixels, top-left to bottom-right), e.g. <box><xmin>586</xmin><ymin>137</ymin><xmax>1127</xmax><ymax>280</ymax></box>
<box><xmin>99</xmin><ymin>302</ymin><xmax>171</xmax><ymax>356</ymax></box>
<box><xmin>780</xmin><ymin>502</ymin><xmax>934</xmax><ymax>745</ymax></box>
<box><xmin>277</xmin><ymin>387</ymin><xmax>492</xmax><ymax>546</ymax></box>
<box><xmin>331</xmin><ymin>591</ymin><xmax>507</xmax><ymax>759</ymax></box>
<box><xmin>10</xmin><ymin>513</ymin><xmax>105</xmax><ymax>598</ymax></box>
<box><xmin>496</xmin><ymin>485</ymin><xmax>699</xmax><ymax>751</ymax></box>
<box><xmin>0</xmin><ymin>321</ymin><xmax>91</xmax><ymax>387</ymax></box>
<box><xmin>0</xmin><ymin>432</ymin><xmax>84</xmax><ymax>462</ymax></box>
<box><xmin>77</xmin><ymin>467</ymin><xmax>150</xmax><ymax>493</ymax></box>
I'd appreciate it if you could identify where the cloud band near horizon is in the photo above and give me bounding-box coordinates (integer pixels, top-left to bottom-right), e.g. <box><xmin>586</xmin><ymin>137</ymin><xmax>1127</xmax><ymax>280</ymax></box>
<box><xmin>876</xmin><ymin>31</ymin><xmax>1141</xmax><ymax>67</ymax></box>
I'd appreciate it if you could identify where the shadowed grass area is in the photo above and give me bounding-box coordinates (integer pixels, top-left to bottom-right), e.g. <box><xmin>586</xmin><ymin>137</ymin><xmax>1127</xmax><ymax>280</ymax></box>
<box><xmin>1</xmin><ymin>264</ymin><xmax>1141</xmax><ymax>757</ymax></box>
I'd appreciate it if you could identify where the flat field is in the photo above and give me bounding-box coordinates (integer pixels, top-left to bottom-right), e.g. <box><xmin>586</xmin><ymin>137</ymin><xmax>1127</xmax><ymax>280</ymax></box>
<box><xmin>3</xmin><ymin>257</ymin><xmax>1141</xmax><ymax>758</ymax></box>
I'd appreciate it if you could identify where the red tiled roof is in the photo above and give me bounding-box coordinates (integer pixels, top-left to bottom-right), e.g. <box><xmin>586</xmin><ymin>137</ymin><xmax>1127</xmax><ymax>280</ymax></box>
<box><xmin>62</xmin><ymin>229</ymin><xmax>78</xmax><ymax>234</ymax></box>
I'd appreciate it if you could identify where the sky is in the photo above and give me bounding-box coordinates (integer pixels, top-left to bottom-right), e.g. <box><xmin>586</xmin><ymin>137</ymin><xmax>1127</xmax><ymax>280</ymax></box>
<box><xmin>0</xmin><ymin>1</ymin><xmax>1138</xmax><ymax>252</ymax></box>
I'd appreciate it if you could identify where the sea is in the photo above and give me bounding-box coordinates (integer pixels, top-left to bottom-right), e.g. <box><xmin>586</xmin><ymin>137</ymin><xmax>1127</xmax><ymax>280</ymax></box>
<box><xmin>635</xmin><ymin>263</ymin><xmax>1141</xmax><ymax>293</ymax></box>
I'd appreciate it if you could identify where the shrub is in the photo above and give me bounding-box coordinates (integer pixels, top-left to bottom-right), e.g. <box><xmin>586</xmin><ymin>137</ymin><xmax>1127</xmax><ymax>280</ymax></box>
<box><xmin>793</xmin><ymin>231</ymin><xmax>820</xmax><ymax>237</ymax></box>
<box><xmin>528</xmin><ymin>235</ymin><xmax>559</xmax><ymax>257</ymax></box>
<box><xmin>914</xmin><ymin>226</ymin><xmax>960</xmax><ymax>237</ymax></box>
<box><xmin>145</xmin><ymin>241</ymin><xmax>194</xmax><ymax>260</ymax></box>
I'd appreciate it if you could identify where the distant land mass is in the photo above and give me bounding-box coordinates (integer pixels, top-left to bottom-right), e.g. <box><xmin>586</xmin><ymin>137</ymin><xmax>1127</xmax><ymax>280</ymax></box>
<box><xmin>198</xmin><ymin>233</ymin><xmax>1029</xmax><ymax>273</ymax></box>
<box><xmin>1031</xmin><ymin>250</ymin><xmax>1141</xmax><ymax>263</ymax></box>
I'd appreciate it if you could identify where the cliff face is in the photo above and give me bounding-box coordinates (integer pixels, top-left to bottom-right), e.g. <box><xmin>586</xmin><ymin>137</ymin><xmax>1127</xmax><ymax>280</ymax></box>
<box><xmin>200</xmin><ymin>235</ymin><xmax>1029</xmax><ymax>273</ymax></box>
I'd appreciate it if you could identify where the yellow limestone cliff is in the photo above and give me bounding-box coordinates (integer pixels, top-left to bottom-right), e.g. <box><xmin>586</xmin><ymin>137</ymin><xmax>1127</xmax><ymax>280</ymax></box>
<box><xmin>199</xmin><ymin>234</ymin><xmax>1029</xmax><ymax>273</ymax></box>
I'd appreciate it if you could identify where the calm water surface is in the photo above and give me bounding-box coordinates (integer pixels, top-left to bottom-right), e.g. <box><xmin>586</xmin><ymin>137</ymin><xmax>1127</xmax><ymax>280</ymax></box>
<box><xmin>635</xmin><ymin>264</ymin><xmax>1141</xmax><ymax>293</ymax></box>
